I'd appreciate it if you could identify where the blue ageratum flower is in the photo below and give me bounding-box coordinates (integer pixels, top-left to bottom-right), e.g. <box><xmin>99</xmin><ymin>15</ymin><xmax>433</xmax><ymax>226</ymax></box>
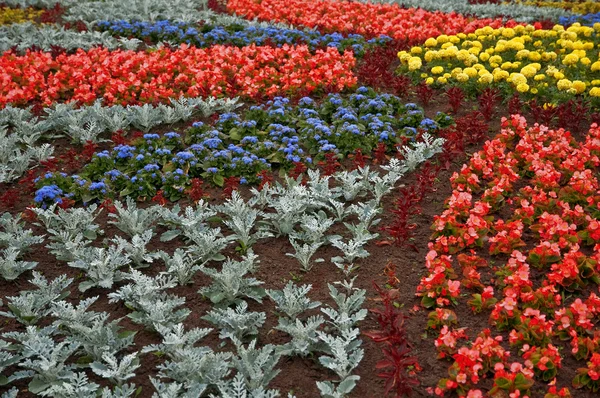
<box><xmin>34</xmin><ymin>185</ymin><xmax>63</xmax><ymax>208</ymax></box>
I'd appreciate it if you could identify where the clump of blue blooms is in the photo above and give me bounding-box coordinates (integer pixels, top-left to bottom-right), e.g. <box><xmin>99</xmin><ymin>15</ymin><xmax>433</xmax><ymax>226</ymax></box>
<box><xmin>35</xmin><ymin>87</ymin><xmax>452</xmax><ymax>205</ymax></box>
<box><xmin>559</xmin><ymin>12</ymin><xmax>600</xmax><ymax>27</ymax></box>
<box><xmin>96</xmin><ymin>20</ymin><xmax>391</xmax><ymax>56</ymax></box>
<box><xmin>34</xmin><ymin>185</ymin><xmax>64</xmax><ymax>209</ymax></box>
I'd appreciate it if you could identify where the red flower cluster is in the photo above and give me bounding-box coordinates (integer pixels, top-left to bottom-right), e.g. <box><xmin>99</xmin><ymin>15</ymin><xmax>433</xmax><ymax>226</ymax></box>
<box><xmin>0</xmin><ymin>44</ymin><xmax>356</xmax><ymax>107</ymax></box>
<box><xmin>226</xmin><ymin>0</ymin><xmax>518</xmax><ymax>42</ymax></box>
<box><xmin>422</xmin><ymin>115</ymin><xmax>600</xmax><ymax>395</ymax></box>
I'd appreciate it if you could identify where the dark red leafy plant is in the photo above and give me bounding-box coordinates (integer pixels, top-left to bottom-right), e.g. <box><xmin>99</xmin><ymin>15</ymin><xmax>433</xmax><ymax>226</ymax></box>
<box><xmin>365</xmin><ymin>283</ymin><xmax>420</xmax><ymax>396</ymax></box>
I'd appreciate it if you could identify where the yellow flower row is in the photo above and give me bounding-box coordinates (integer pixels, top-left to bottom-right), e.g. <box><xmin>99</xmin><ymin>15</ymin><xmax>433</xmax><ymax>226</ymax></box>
<box><xmin>397</xmin><ymin>24</ymin><xmax>600</xmax><ymax>101</ymax></box>
<box><xmin>0</xmin><ymin>6</ymin><xmax>45</xmax><ymax>25</ymax></box>
<box><xmin>508</xmin><ymin>0</ymin><xmax>600</xmax><ymax>15</ymax></box>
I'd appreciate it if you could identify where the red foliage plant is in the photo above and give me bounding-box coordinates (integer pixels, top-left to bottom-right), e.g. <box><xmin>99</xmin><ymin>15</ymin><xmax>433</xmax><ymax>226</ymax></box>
<box><xmin>151</xmin><ymin>190</ymin><xmax>168</xmax><ymax>206</ymax></box>
<box><xmin>478</xmin><ymin>87</ymin><xmax>501</xmax><ymax>121</ymax></box>
<box><xmin>446</xmin><ymin>86</ymin><xmax>465</xmax><ymax>114</ymax></box>
<box><xmin>319</xmin><ymin>152</ymin><xmax>341</xmax><ymax>176</ymax></box>
<box><xmin>365</xmin><ymin>283</ymin><xmax>420</xmax><ymax>396</ymax></box>
<box><xmin>351</xmin><ymin>148</ymin><xmax>367</xmax><ymax>169</ymax></box>
<box><xmin>222</xmin><ymin>176</ymin><xmax>240</xmax><ymax>198</ymax></box>
<box><xmin>187</xmin><ymin>178</ymin><xmax>207</xmax><ymax>202</ymax></box>
<box><xmin>373</xmin><ymin>142</ymin><xmax>388</xmax><ymax>164</ymax></box>
<box><xmin>99</xmin><ymin>198</ymin><xmax>117</xmax><ymax>214</ymax></box>
<box><xmin>288</xmin><ymin>161</ymin><xmax>308</xmax><ymax>180</ymax></box>
<box><xmin>356</xmin><ymin>43</ymin><xmax>412</xmax><ymax>97</ymax></box>
<box><xmin>257</xmin><ymin>170</ymin><xmax>273</xmax><ymax>190</ymax></box>
<box><xmin>0</xmin><ymin>189</ymin><xmax>20</xmax><ymax>209</ymax></box>
<box><xmin>415</xmin><ymin>82</ymin><xmax>434</xmax><ymax>107</ymax></box>
<box><xmin>111</xmin><ymin>130</ymin><xmax>128</xmax><ymax>145</ymax></box>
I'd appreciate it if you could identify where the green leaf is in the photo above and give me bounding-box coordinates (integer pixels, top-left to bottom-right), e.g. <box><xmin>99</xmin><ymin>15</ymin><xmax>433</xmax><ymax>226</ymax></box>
<box><xmin>160</xmin><ymin>229</ymin><xmax>181</xmax><ymax>242</ymax></box>
<box><xmin>494</xmin><ymin>377</ymin><xmax>512</xmax><ymax>390</ymax></box>
<box><xmin>29</xmin><ymin>377</ymin><xmax>49</xmax><ymax>394</ymax></box>
<box><xmin>213</xmin><ymin>174</ymin><xmax>224</xmax><ymax>187</ymax></box>
<box><xmin>420</xmin><ymin>296</ymin><xmax>436</xmax><ymax>309</ymax></box>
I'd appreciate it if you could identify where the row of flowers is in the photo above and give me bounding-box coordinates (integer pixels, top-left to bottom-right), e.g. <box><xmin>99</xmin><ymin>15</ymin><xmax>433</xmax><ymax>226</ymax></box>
<box><xmin>397</xmin><ymin>23</ymin><xmax>600</xmax><ymax>104</ymax></box>
<box><xmin>0</xmin><ymin>44</ymin><xmax>356</xmax><ymax>107</ymax></box>
<box><xmin>225</xmin><ymin>0</ymin><xmax>520</xmax><ymax>43</ymax></box>
<box><xmin>96</xmin><ymin>19</ymin><xmax>391</xmax><ymax>57</ymax></box>
<box><xmin>32</xmin><ymin>87</ymin><xmax>453</xmax><ymax>206</ymax></box>
<box><xmin>418</xmin><ymin>114</ymin><xmax>600</xmax><ymax>396</ymax></box>
<box><xmin>513</xmin><ymin>0</ymin><xmax>600</xmax><ymax>14</ymax></box>
<box><xmin>559</xmin><ymin>11</ymin><xmax>600</xmax><ymax>26</ymax></box>
<box><xmin>0</xmin><ymin>5</ymin><xmax>46</xmax><ymax>25</ymax></box>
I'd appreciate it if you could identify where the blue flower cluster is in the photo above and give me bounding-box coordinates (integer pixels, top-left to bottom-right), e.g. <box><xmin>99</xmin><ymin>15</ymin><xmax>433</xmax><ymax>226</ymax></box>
<box><xmin>559</xmin><ymin>12</ymin><xmax>600</xmax><ymax>26</ymax></box>
<box><xmin>96</xmin><ymin>20</ymin><xmax>391</xmax><ymax>56</ymax></box>
<box><xmin>33</xmin><ymin>185</ymin><xmax>64</xmax><ymax>209</ymax></box>
<box><xmin>34</xmin><ymin>87</ymin><xmax>453</xmax><ymax>204</ymax></box>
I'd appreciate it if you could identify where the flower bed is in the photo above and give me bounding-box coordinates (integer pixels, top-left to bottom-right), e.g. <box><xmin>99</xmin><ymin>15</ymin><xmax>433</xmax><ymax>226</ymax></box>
<box><xmin>397</xmin><ymin>24</ymin><xmax>600</xmax><ymax>105</ymax></box>
<box><xmin>419</xmin><ymin>114</ymin><xmax>600</xmax><ymax>396</ymax></box>
<box><xmin>0</xmin><ymin>44</ymin><xmax>356</xmax><ymax>107</ymax></box>
<box><xmin>226</xmin><ymin>0</ymin><xmax>517</xmax><ymax>42</ymax></box>
<box><xmin>33</xmin><ymin>88</ymin><xmax>452</xmax><ymax>205</ymax></box>
<box><xmin>96</xmin><ymin>20</ymin><xmax>391</xmax><ymax>56</ymax></box>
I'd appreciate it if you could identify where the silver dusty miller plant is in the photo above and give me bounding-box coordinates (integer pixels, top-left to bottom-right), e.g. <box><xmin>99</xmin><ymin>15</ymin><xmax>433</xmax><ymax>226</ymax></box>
<box><xmin>198</xmin><ymin>251</ymin><xmax>265</xmax><ymax>306</ymax></box>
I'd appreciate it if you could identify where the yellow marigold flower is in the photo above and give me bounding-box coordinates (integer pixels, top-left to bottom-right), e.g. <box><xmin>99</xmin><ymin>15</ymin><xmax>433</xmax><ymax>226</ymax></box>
<box><xmin>441</xmin><ymin>42</ymin><xmax>453</xmax><ymax>49</ymax></box>
<box><xmin>457</xmin><ymin>33</ymin><xmax>467</xmax><ymax>40</ymax></box>
<box><xmin>516</xmin><ymin>50</ymin><xmax>530</xmax><ymax>60</ymax></box>
<box><xmin>424</xmin><ymin>38</ymin><xmax>438</xmax><ymax>47</ymax></box>
<box><xmin>479</xmin><ymin>52</ymin><xmax>490</xmax><ymax>62</ymax></box>
<box><xmin>533</xmin><ymin>40</ymin><xmax>543</xmax><ymax>47</ymax></box>
<box><xmin>489</xmin><ymin>55</ymin><xmax>502</xmax><ymax>64</ymax></box>
<box><xmin>456</xmin><ymin>73</ymin><xmax>469</xmax><ymax>82</ymax></box>
<box><xmin>443</xmin><ymin>73</ymin><xmax>451</xmax><ymax>79</ymax></box>
<box><xmin>573</xmin><ymin>80</ymin><xmax>587</xmax><ymax>94</ymax></box>
<box><xmin>456</xmin><ymin>50</ymin><xmax>470</xmax><ymax>62</ymax></box>
<box><xmin>493</xmin><ymin>70</ymin><xmax>509</xmax><ymax>82</ymax></box>
<box><xmin>425</xmin><ymin>77</ymin><xmax>435</xmax><ymax>85</ymax></box>
<box><xmin>581</xmin><ymin>57</ymin><xmax>591</xmax><ymax>66</ymax></box>
<box><xmin>411</xmin><ymin>46</ymin><xmax>423</xmax><ymax>55</ymax></box>
<box><xmin>451</xmin><ymin>68</ymin><xmax>463</xmax><ymax>77</ymax></box>
<box><xmin>408</xmin><ymin>57</ymin><xmax>422</xmax><ymax>71</ymax></box>
<box><xmin>421</xmin><ymin>73</ymin><xmax>429</xmax><ymax>78</ymax></box>
<box><xmin>590</xmin><ymin>87</ymin><xmax>600</xmax><ymax>97</ymax></box>
<box><xmin>464</xmin><ymin>67</ymin><xmax>478</xmax><ymax>78</ymax></box>
<box><xmin>437</xmin><ymin>35</ymin><xmax>449</xmax><ymax>44</ymax></box>
<box><xmin>431</xmin><ymin>66</ymin><xmax>444</xmax><ymax>75</ymax></box>
<box><xmin>520</xmin><ymin>66</ymin><xmax>537</xmax><ymax>78</ymax></box>
<box><xmin>509</xmin><ymin>73</ymin><xmax>527</xmax><ymax>86</ymax></box>
<box><xmin>501</xmin><ymin>28</ymin><xmax>515</xmax><ymax>38</ymax></box>
<box><xmin>592</xmin><ymin>80</ymin><xmax>600</xmax><ymax>86</ymax></box>
<box><xmin>424</xmin><ymin>50</ymin><xmax>437</xmax><ymax>62</ymax></box>
<box><xmin>437</xmin><ymin>77</ymin><xmax>448</xmax><ymax>84</ymax></box>
<box><xmin>449</xmin><ymin>35</ymin><xmax>461</xmax><ymax>44</ymax></box>
<box><xmin>554</xmin><ymin>72</ymin><xmax>565</xmax><ymax>80</ymax></box>
<box><xmin>530</xmin><ymin>88</ymin><xmax>538</xmax><ymax>94</ymax></box>
<box><xmin>501</xmin><ymin>62</ymin><xmax>513</xmax><ymax>70</ymax></box>
<box><xmin>516</xmin><ymin>83</ymin><xmax>529</xmax><ymax>93</ymax></box>
<box><xmin>478</xmin><ymin>74</ymin><xmax>493</xmax><ymax>84</ymax></box>
<box><xmin>473</xmin><ymin>63</ymin><xmax>485</xmax><ymax>71</ymax></box>
<box><xmin>562</xmin><ymin>53</ymin><xmax>579</xmax><ymax>65</ymax></box>
<box><xmin>557</xmin><ymin>79</ymin><xmax>573</xmax><ymax>91</ymax></box>
<box><xmin>592</xmin><ymin>61</ymin><xmax>600</xmax><ymax>72</ymax></box>
<box><xmin>534</xmin><ymin>74</ymin><xmax>546</xmax><ymax>81</ymax></box>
